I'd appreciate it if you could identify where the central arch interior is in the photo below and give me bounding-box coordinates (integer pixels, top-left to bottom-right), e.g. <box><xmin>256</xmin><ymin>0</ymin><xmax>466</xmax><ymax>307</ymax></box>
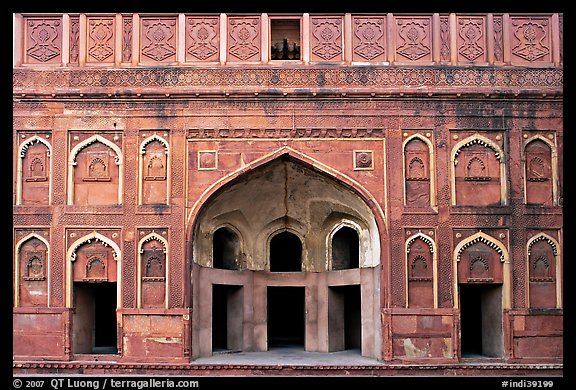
<box><xmin>191</xmin><ymin>155</ymin><xmax>382</xmax><ymax>359</ymax></box>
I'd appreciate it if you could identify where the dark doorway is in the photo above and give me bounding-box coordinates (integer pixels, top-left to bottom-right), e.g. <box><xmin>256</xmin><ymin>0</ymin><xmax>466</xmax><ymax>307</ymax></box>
<box><xmin>270</xmin><ymin>231</ymin><xmax>302</xmax><ymax>272</ymax></box>
<box><xmin>212</xmin><ymin>284</ymin><xmax>243</xmax><ymax>353</ymax></box>
<box><xmin>332</xmin><ymin>226</ymin><xmax>360</xmax><ymax>270</ymax></box>
<box><xmin>328</xmin><ymin>285</ymin><xmax>361</xmax><ymax>352</ymax></box>
<box><xmin>73</xmin><ymin>282</ymin><xmax>117</xmax><ymax>354</ymax></box>
<box><xmin>267</xmin><ymin>287</ymin><xmax>305</xmax><ymax>348</ymax></box>
<box><xmin>213</xmin><ymin>227</ymin><xmax>240</xmax><ymax>270</ymax></box>
<box><xmin>460</xmin><ymin>284</ymin><xmax>503</xmax><ymax>358</ymax></box>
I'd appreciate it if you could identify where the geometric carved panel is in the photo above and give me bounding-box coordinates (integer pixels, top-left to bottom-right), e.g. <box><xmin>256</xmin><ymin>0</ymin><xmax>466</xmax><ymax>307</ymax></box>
<box><xmin>25</xmin><ymin>16</ymin><xmax>63</xmax><ymax>64</ymax></box>
<box><xmin>352</xmin><ymin>16</ymin><xmax>386</xmax><ymax>62</ymax></box>
<box><xmin>310</xmin><ymin>16</ymin><xmax>343</xmax><ymax>62</ymax></box>
<box><xmin>510</xmin><ymin>16</ymin><xmax>552</xmax><ymax>65</ymax></box>
<box><xmin>457</xmin><ymin>16</ymin><xmax>487</xmax><ymax>63</ymax></box>
<box><xmin>186</xmin><ymin>16</ymin><xmax>220</xmax><ymax>62</ymax></box>
<box><xmin>394</xmin><ymin>16</ymin><xmax>432</xmax><ymax>63</ymax></box>
<box><xmin>140</xmin><ymin>16</ymin><xmax>177</xmax><ymax>63</ymax></box>
<box><xmin>87</xmin><ymin>16</ymin><xmax>115</xmax><ymax>63</ymax></box>
<box><xmin>227</xmin><ymin>16</ymin><xmax>260</xmax><ymax>62</ymax></box>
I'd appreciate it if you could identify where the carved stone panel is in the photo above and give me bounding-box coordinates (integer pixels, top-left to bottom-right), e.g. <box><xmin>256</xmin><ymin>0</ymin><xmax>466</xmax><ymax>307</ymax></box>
<box><xmin>186</xmin><ymin>16</ymin><xmax>220</xmax><ymax>62</ymax></box>
<box><xmin>140</xmin><ymin>16</ymin><xmax>177</xmax><ymax>63</ymax></box>
<box><xmin>70</xmin><ymin>17</ymin><xmax>80</xmax><ymax>64</ymax></box>
<box><xmin>227</xmin><ymin>16</ymin><xmax>260</xmax><ymax>62</ymax></box>
<box><xmin>510</xmin><ymin>16</ymin><xmax>552</xmax><ymax>65</ymax></box>
<box><xmin>73</xmin><ymin>241</ymin><xmax>117</xmax><ymax>282</ymax></box>
<box><xmin>453</xmin><ymin>136</ymin><xmax>503</xmax><ymax>206</ymax></box>
<box><xmin>493</xmin><ymin>15</ymin><xmax>504</xmax><ymax>62</ymax></box>
<box><xmin>73</xmin><ymin>142</ymin><xmax>120</xmax><ymax>206</ymax></box>
<box><xmin>407</xmin><ymin>237</ymin><xmax>434</xmax><ymax>308</ymax></box>
<box><xmin>142</xmin><ymin>140</ymin><xmax>168</xmax><ymax>205</ymax></box>
<box><xmin>394</xmin><ymin>16</ymin><xmax>433</xmax><ymax>63</ymax></box>
<box><xmin>457</xmin><ymin>16</ymin><xmax>487</xmax><ymax>63</ymax></box>
<box><xmin>528</xmin><ymin>239</ymin><xmax>557</xmax><ymax>308</ymax></box>
<box><xmin>21</xmin><ymin>139</ymin><xmax>50</xmax><ymax>205</ymax></box>
<box><xmin>352</xmin><ymin>16</ymin><xmax>386</xmax><ymax>62</ymax></box>
<box><xmin>141</xmin><ymin>238</ymin><xmax>166</xmax><ymax>308</ymax></box>
<box><xmin>87</xmin><ymin>16</ymin><xmax>115</xmax><ymax>63</ymax></box>
<box><xmin>525</xmin><ymin>139</ymin><xmax>553</xmax><ymax>206</ymax></box>
<box><xmin>310</xmin><ymin>16</ymin><xmax>343</xmax><ymax>62</ymax></box>
<box><xmin>457</xmin><ymin>242</ymin><xmax>503</xmax><ymax>284</ymax></box>
<box><xmin>404</xmin><ymin>138</ymin><xmax>430</xmax><ymax>207</ymax></box>
<box><xmin>439</xmin><ymin>15</ymin><xmax>450</xmax><ymax>62</ymax></box>
<box><xmin>122</xmin><ymin>16</ymin><xmax>132</xmax><ymax>62</ymax></box>
<box><xmin>25</xmin><ymin>17</ymin><xmax>63</xmax><ymax>64</ymax></box>
<box><xmin>19</xmin><ymin>237</ymin><xmax>48</xmax><ymax>307</ymax></box>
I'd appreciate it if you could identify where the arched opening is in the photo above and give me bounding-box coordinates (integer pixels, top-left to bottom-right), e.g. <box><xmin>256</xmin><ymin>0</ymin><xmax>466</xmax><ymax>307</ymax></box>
<box><xmin>269</xmin><ymin>231</ymin><xmax>302</xmax><ymax>272</ymax></box>
<box><xmin>332</xmin><ymin>226</ymin><xmax>359</xmax><ymax>270</ymax></box>
<box><xmin>213</xmin><ymin>227</ymin><xmax>241</xmax><ymax>270</ymax></box>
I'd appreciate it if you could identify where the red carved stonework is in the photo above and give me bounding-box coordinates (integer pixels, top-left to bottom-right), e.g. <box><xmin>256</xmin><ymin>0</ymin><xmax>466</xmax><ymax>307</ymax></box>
<box><xmin>122</xmin><ymin>16</ymin><xmax>132</xmax><ymax>63</ymax></box>
<box><xmin>87</xmin><ymin>16</ymin><xmax>115</xmax><ymax>63</ymax></box>
<box><xmin>525</xmin><ymin>137</ymin><xmax>554</xmax><ymax>206</ymax></box>
<box><xmin>186</xmin><ymin>16</ymin><xmax>220</xmax><ymax>62</ymax></box>
<box><xmin>17</xmin><ymin>232</ymin><xmax>49</xmax><ymax>307</ymax></box>
<box><xmin>455</xmin><ymin>230</ymin><xmax>506</xmax><ymax>284</ymax></box>
<box><xmin>25</xmin><ymin>17</ymin><xmax>62</xmax><ymax>64</ymax></box>
<box><xmin>457</xmin><ymin>16</ymin><xmax>487</xmax><ymax>63</ymax></box>
<box><xmin>140</xmin><ymin>17</ymin><xmax>177</xmax><ymax>63</ymax></box>
<box><xmin>70</xmin><ymin>17</ymin><xmax>79</xmax><ymax>64</ymax></box>
<box><xmin>404</xmin><ymin>137</ymin><xmax>430</xmax><ymax>207</ymax></box>
<box><xmin>310</xmin><ymin>16</ymin><xmax>343</xmax><ymax>62</ymax></box>
<box><xmin>510</xmin><ymin>16</ymin><xmax>552</xmax><ymax>65</ymax></box>
<box><xmin>406</xmin><ymin>234</ymin><xmax>434</xmax><ymax>308</ymax></box>
<box><xmin>394</xmin><ymin>16</ymin><xmax>432</xmax><ymax>63</ymax></box>
<box><xmin>452</xmin><ymin>132</ymin><xmax>504</xmax><ymax>206</ymax></box>
<box><xmin>440</xmin><ymin>15</ymin><xmax>450</xmax><ymax>62</ymax></box>
<box><xmin>528</xmin><ymin>237</ymin><xmax>557</xmax><ymax>308</ymax></box>
<box><xmin>493</xmin><ymin>15</ymin><xmax>504</xmax><ymax>62</ymax></box>
<box><xmin>141</xmin><ymin>135</ymin><xmax>169</xmax><ymax>205</ymax></box>
<box><xmin>227</xmin><ymin>16</ymin><xmax>260</xmax><ymax>62</ymax></box>
<box><xmin>139</xmin><ymin>229</ymin><xmax>168</xmax><ymax>308</ymax></box>
<box><xmin>352</xmin><ymin>16</ymin><xmax>386</xmax><ymax>62</ymax></box>
<box><xmin>18</xmin><ymin>132</ymin><xmax>51</xmax><ymax>205</ymax></box>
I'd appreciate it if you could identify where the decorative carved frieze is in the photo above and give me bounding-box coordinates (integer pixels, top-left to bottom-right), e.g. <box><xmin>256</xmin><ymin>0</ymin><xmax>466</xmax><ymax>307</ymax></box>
<box><xmin>87</xmin><ymin>17</ymin><xmax>115</xmax><ymax>63</ymax></box>
<box><xmin>140</xmin><ymin>17</ymin><xmax>177</xmax><ymax>63</ymax></box>
<box><xmin>352</xmin><ymin>16</ymin><xmax>386</xmax><ymax>62</ymax></box>
<box><xmin>227</xmin><ymin>16</ymin><xmax>260</xmax><ymax>62</ymax></box>
<box><xmin>122</xmin><ymin>16</ymin><xmax>132</xmax><ymax>62</ymax></box>
<box><xmin>510</xmin><ymin>16</ymin><xmax>552</xmax><ymax>64</ymax></box>
<box><xmin>395</xmin><ymin>16</ymin><xmax>432</xmax><ymax>63</ymax></box>
<box><xmin>186</xmin><ymin>16</ymin><xmax>220</xmax><ymax>62</ymax></box>
<box><xmin>457</xmin><ymin>16</ymin><xmax>486</xmax><ymax>63</ymax></box>
<box><xmin>310</xmin><ymin>17</ymin><xmax>343</xmax><ymax>61</ymax></box>
<box><xmin>25</xmin><ymin>17</ymin><xmax>62</xmax><ymax>64</ymax></box>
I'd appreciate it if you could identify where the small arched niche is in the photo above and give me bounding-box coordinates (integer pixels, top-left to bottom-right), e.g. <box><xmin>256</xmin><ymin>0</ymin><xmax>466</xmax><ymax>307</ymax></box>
<box><xmin>213</xmin><ymin>226</ymin><xmax>242</xmax><ymax>270</ymax></box>
<box><xmin>269</xmin><ymin>231</ymin><xmax>302</xmax><ymax>272</ymax></box>
<box><xmin>331</xmin><ymin>226</ymin><xmax>360</xmax><ymax>270</ymax></box>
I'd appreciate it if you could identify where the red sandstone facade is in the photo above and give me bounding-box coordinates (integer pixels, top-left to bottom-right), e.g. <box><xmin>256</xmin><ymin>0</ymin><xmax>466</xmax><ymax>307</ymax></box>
<box><xmin>13</xmin><ymin>13</ymin><xmax>562</xmax><ymax>375</ymax></box>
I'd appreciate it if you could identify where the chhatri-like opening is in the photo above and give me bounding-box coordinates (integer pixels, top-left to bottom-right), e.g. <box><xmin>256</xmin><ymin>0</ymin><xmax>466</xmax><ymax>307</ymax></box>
<box><xmin>270</xmin><ymin>231</ymin><xmax>302</xmax><ymax>272</ymax></box>
<box><xmin>332</xmin><ymin>226</ymin><xmax>360</xmax><ymax>270</ymax></box>
<box><xmin>213</xmin><ymin>227</ymin><xmax>241</xmax><ymax>270</ymax></box>
<box><xmin>72</xmin><ymin>282</ymin><xmax>117</xmax><ymax>354</ymax></box>
<box><xmin>267</xmin><ymin>286</ymin><xmax>305</xmax><ymax>348</ymax></box>
<box><xmin>460</xmin><ymin>284</ymin><xmax>503</xmax><ymax>358</ymax></box>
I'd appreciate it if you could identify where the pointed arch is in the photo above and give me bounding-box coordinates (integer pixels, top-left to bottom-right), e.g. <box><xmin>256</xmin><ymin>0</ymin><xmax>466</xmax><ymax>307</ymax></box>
<box><xmin>14</xmin><ymin>232</ymin><xmax>50</xmax><ymax>307</ymax></box>
<box><xmin>526</xmin><ymin>232</ymin><xmax>562</xmax><ymax>308</ymax></box>
<box><xmin>450</xmin><ymin>133</ymin><xmax>508</xmax><ymax>206</ymax></box>
<box><xmin>402</xmin><ymin>134</ymin><xmax>437</xmax><ymax>208</ymax></box>
<box><xmin>405</xmin><ymin>232</ymin><xmax>438</xmax><ymax>308</ymax></box>
<box><xmin>186</xmin><ymin>146</ymin><xmax>386</xmax><ymax>247</ymax></box>
<box><xmin>453</xmin><ymin>231</ymin><xmax>511</xmax><ymax>309</ymax></box>
<box><xmin>16</xmin><ymin>136</ymin><xmax>52</xmax><ymax>205</ymax></box>
<box><xmin>138</xmin><ymin>134</ymin><xmax>170</xmax><ymax>205</ymax></box>
<box><xmin>326</xmin><ymin>219</ymin><xmax>369</xmax><ymax>270</ymax></box>
<box><xmin>137</xmin><ymin>232</ymin><xmax>169</xmax><ymax>308</ymax></box>
<box><xmin>67</xmin><ymin>134</ymin><xmax>124</xmax><ymax>205</ymax></box>
<box><xmin>65</xmin><ymin>231</ymin><xmax>122</xmax><ymax>308</ymax></box>
<box><xmin>523</xmin><ymin>135</ymin><xmax>559</xmax><ymax>206</ymax></box>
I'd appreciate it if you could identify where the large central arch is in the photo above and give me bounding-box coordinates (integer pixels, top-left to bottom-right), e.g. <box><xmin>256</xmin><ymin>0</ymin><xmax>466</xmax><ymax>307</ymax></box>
<box><xmin>187</xmin><ymin>148</ymin><xmax>386</xmax><ymax>360</ymax></box>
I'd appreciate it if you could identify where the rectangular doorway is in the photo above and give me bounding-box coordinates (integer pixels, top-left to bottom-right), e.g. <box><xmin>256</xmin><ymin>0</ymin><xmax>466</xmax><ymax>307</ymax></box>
<box><xmin>72</xmin><ymin>282</ymin><xmax>117</xmax><ymax>354</ymax></box>
<box><xmin>267</xmin><ymin>286</ymin><xmax>305</xmax><ymax>349</ymax></box>
<box><xmin>328</xmin><ymin>285</ymin><xmax>362</xmax><ymax>352</ymax></box>
<box><xmin>459</xmin><ymin>284</ymin><xmax>503</xmax><ymax>358</ymax></box>
<box><xmin>212</xmin><ymin>284</ymin><xmax>243</xmax><ymax>352</ymax></box>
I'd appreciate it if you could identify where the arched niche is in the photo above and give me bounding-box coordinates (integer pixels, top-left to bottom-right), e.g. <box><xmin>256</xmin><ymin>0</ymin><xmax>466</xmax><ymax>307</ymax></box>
<box><xmin>138</xmin><ymin>232</ymin><xmax>169</xmax><ymax>309</ymax></box>
<box><xmin>527</xmin><ymin>233</ymin><xmax>561</xmax><ymax>309</ymax></box>
<box><xmin>403</xmin><ymin>135</ymin><xmax>436</xmax><ymax>208</ymax></box>
<box><xmin>139</xmin><ymin>134</ymin><xmax>170</xmax><ymax>205</ymax></box>
<box><xmin>524</xmin><ymin>136</ymin><xmax>558</xmax><ymax>206</ymax></box>
<box><xmin>68</xmin><ymin>135</ymin><xmax>123</xmax><ymax>206</ymax></box>
<box><xmin>14</xmin><ymin>233</ymin><xmax>50</xmax><ymax>307</ymax></box>
<box><xmin>16</xmin><ymin>136</ymin><xmax>52</xmax><ymax>205</ymax></box>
